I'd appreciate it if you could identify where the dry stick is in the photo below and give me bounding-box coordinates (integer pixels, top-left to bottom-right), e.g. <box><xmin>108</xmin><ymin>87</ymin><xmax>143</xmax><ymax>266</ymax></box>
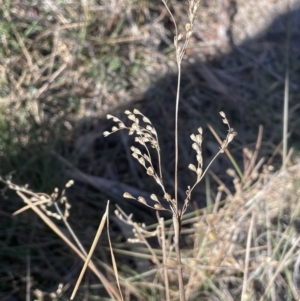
<box><xmin>70</xmin><ymin>201</ymin><xmax>113</xmax><ymax>300</ymax></box>
<box><xmin>15</xmin><ymin>191</ymin><xmax>121</xmax><ymax>301</ymax></box>
<box><xmin>241</xmin><ymin>212</ymin><xmax>255</xmax><ymax>301</ymax></box>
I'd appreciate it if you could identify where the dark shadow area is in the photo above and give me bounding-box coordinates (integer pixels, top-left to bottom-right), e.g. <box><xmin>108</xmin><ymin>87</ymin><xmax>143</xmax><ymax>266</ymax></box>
<box><xmin>1</xmin><ymin>3</ymin><xmax>300</xmax><ymax>300</ymax></box>
<box><xmin>91</xmin><ymin>4</ymin><xmax>300</xmax><ymax>210</ymax></box>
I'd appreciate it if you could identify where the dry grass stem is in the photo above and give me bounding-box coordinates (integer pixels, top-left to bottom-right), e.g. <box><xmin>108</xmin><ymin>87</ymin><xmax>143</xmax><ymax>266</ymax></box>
<box><xmin>104</xmin><ymin>2</ymin><xmax>237</xmax><ymax>300</ymax></box>
<box><xmin>160</xmin><ymin>217</ymin><xmax>171</xmax><ymax>301</ymax></box>
<box><xmin>0</xmin><ymin>177</ymin><xmax>121</xmax><ymax>300</ymax></box>
<box><xmin>107</xmin><ymin>207</ymin><xmax>124</xmax><ymax>300</ymax></box>
<box><xmin>70</xmin><ymin>201</ymin><xmax>111</xmax><ymax>300</ymax></box>
<box><xmin>241</xmin><ymin>212</ymin><xmax>255</xmax><ymax>301</ymax></box>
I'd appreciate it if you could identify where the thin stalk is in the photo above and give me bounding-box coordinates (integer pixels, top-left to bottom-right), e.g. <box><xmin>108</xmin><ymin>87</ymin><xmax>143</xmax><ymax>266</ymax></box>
<box><xmin>205</xmin><ymin>174</ymin><xmax>212</xmax><ymax>213</ymax></box>
<box><xmin>161</xmin><ymin>0</ymin><xmax>180</xmax><ymax>207</ymax></box>
<box><xmin>283</xmin><ymin>68</ymin><xmax>289</xmax><ymax>170</ymax></box>
<box><xmin>241</xmin><ymin>212</ymin><xmax>255</xmax><ymax>301</ymax></box>
<box><xmin>160</xmin><ymin>217</ymin><xmax>171</xmax><ymax>301</ymax></box>
<box><xmin>282</xmin><ymin>2</ymin><xmax>291</xmax><ymax>170</ymax></box>
<box><xmin>26</xmin><ymin>251</ymin><xmax>30</xmax><ymax>301</ymax></box>
<box><xmin>160</xmin><ymin>3</ymin><xmax>202</xmax><ymax>301</ymax></box>
<box><xmin>175</xmin><ymin>55</ymin><xmax>186</xmax><ymax>301</ymax></box>
<box><xmin>173</xmin><ymin>214</ymin><xmax>186</xmax><ymax>301</ymax></box>
<box><xmin>53</xmin><ymin>202</ymin><xmax>88</xmax><ymax>257</ymax></box>
<box><xmin>174</xmin><ymin>63</ymin><xmax>181</xmax><ymax>205</ymax></box>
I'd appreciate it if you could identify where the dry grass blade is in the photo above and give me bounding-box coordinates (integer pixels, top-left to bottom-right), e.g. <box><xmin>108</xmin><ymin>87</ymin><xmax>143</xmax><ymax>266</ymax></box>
<box><xmin>0</xmin><ymin>0</ymin><xmax>33</xmax><ymax>68</ymax></box>
<box><xmin>259</xmin><ymin>234</ymin><xmax>300</xmax><ymax>301</ymax></box>
<box><xmin>12</xmin><ymin>198</ymin><xmax>51</xmax><ymax>216</ymax></box>
<box><xmin>106</xmin><ymin>202</ymin><xmax>124</xmax><ymax>301</ymax></box>
<box><xmin>14</xmin><ymin>190</ymin><xmax>120</xmax><ymax>300</ymax></box>
<box><xmin>244</xmin><ymin>125</ymin><xmax>263</xmax><ymax>180</ymax></box>
<box><xmin>70</xmin><ymin>201</ymin><xmax>116</xmax><ymax>300</ymax></box>
<box><xmin>241</xmin><ymin>212</ymin><xmax>255</xmax><ymax>301</ymax></box>
<box><xmin>282</xmin><ymin>2</ymin><xmax>292</xmax><ymax>170</ymax></box>
<box><xmin>33</xmin><ymin>63</ymin><xmax>68</xmax><ymax>101</ymax></box>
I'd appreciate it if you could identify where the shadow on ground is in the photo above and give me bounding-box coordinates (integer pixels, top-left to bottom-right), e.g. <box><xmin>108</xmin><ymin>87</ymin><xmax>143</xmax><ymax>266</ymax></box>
<box><xmin>82</xmin><ymin>4</ymin><xmax>300</xmax><ymax>210</ymax></box>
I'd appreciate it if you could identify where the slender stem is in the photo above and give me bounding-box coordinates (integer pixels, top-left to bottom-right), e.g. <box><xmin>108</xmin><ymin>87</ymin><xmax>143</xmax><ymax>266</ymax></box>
<box><xmin>241</xmin><ymin>212</ymin><xmax>255</xmax><ymax>301</ymax></box>
<box><xmin>158</xmin><ymin>148</ymin><xmax>163</xmax><ymax>179</ymax></box>
<box><xmin>173</xmin><ymin>214</ymin><xmax>186</xmax><ymax>301</ymax></box>
<box><xmin>160</xmin><ymin>217</ymin><xmax>170</xmax><ymax>301</ymax></box>
<box><xmin>283</xmin><ymin>3</ymin><xmax>291</xmax><ymax>170</ymax></box>
<box><xmin>53</xmin><ymin>202</ymin><xmax>88</xmax><ymax>257</ymax></box>
<box><xmin>161</xmin><ymin>0</ymin><xmax>180</xmax><ymax>207</ymax></box>
<box><xmin>175</xmin><ymin>63</ymin><xmax>181</xmax><ymax>205</ymax></box>
<box><xmin>162</xmin><ymin>1</ymin><xmax>178</xmax><ymax>39</ymax></box>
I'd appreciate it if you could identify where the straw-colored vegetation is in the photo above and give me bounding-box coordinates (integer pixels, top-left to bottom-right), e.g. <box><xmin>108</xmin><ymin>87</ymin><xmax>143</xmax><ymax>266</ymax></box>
<box><xmin>1</xmin><ymin>0</ymin><xmax>300</xmax><ymax>300</ymax></box>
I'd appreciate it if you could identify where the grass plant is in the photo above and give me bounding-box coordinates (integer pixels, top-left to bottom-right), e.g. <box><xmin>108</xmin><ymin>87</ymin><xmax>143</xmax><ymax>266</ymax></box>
<box><xmin>1</xmin><ymin>0</ymin><xmax>300</xmax><ymax>300</ymax></box>
<box><xmin>103</xmin><ymin>1</ymin><xmax>237</xmax><ymax>298</ymax></box>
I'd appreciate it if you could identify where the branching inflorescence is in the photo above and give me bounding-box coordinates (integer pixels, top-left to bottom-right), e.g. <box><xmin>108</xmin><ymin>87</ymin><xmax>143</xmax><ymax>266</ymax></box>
<box><xmin>104</xmin><ymin>109</ymin><xmax>236</xmax><ymax>223</ymax></box>
<box><xmin>104</xmin><ymin>2</ymin><xmax>237</xmax><ymax>300</ymax></box>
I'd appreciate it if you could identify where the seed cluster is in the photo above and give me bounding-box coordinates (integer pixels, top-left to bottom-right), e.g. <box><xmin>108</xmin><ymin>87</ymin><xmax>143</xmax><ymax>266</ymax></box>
<box><xmin>169</xmin><ymin>0</ymin><xmax>201</xmax><ymax>62</ymax></box>
<box><xmin>104</xmin><ymin>110</ymin><xmax>236</xmax><ymax>220</ymax></box>
<box><xmin>183</xmin><ymin>111</ymin><xmax>237</xmax><ymax>213</ymax></box>
<box><xmin>104</xmin><ymin>109</ymin><xmax>175</xmax><ymax>213</ymax></box>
